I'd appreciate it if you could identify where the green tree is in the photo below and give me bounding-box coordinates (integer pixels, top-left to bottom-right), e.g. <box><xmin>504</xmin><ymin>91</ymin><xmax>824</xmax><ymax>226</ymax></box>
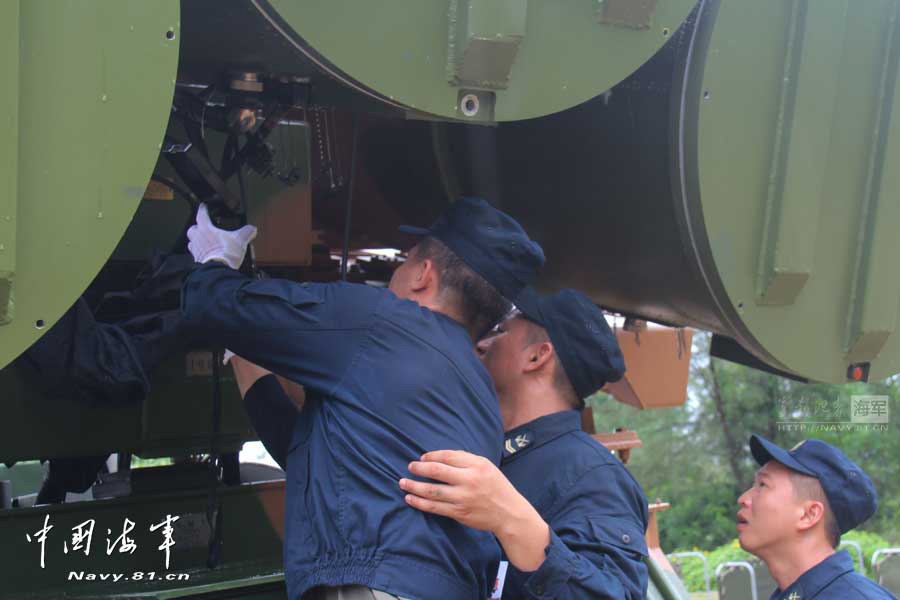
<box><xmin>589</xmin><ymin>331</ymin><xmax>900</xmax><ymax>552</ymax></box>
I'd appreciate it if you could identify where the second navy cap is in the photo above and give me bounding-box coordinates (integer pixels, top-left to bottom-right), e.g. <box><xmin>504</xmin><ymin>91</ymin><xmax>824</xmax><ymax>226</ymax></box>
<box><xmin>515</xmin><ymin>287</ymin><xmax>626</xmax><ymax>401</ymax></box>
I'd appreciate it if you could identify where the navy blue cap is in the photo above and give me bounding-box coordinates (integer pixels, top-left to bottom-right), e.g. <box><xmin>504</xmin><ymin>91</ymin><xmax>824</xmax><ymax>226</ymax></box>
<box><xmin>750</xmin><ymin>434</ymin><xmax>878</xmax><ymax>534</ymax></box>
<box><xmin>399</xmin><ymin>197</ymin><xmax>544</xmax><ymax>301</ymax></box>
<box><xmin>515</xmin><ymin>287</ymin><xmax>626</xmax><ymax>401</ymax></box>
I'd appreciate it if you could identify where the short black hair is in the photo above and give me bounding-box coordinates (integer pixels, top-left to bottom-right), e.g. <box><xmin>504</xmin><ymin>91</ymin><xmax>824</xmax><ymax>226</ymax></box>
<box><xmin>788</xmin><ymin>470</ymin><xmax>841</xmax><ymax>548</ymax></box>
<box><xmin>521</xmin><ymin>319</ymin><xmax>581</xmax><ymax>409</ymax></box>
<box><xmin>412</xmin><ymin>236</ymin><xmax>512</xmax><ymax>339</ymax></box>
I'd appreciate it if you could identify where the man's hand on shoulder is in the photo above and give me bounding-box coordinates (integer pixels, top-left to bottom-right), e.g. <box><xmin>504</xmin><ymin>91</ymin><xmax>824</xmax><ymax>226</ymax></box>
<box><xmin>187</xmin><ymin>203</ymin><xmax>257</xmax><ymax>269</ymax></box>
<box><xmin>400</xmin><ymin>450</ymin><xmax>550</xmax><ymax>571</ymax></box>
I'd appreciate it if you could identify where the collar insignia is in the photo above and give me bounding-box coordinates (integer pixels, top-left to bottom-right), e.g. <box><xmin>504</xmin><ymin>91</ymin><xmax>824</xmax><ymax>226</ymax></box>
<box><xmin>788</xmin><ymin>592</ymin><xmax>800</xmax><ymax>600</ymax></box>
<box><xmin>504</xmin><ymin>433</ymin><xmax>532</xmax><ymax>455</ymax></box>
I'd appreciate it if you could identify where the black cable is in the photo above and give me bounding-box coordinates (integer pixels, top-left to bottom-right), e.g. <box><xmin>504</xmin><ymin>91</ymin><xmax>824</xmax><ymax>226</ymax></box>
<box><xmin>340</xmin><ymin>114</ymin><xmax>359</xmax><ymax>281</ymax></box>
<box><xmin>150</xmin><ymin>174</ymin><xmax>198</xmax><ymax>209</ymax></box>
<box><xmin>206</xmin><ymin>348</ymin><xmax>224</xmax><ymax>569</ymax></box>
<box><xmin>236</xmin><ymin>160</ymin><xmax>247</xmax><ymax>210</ymax></box>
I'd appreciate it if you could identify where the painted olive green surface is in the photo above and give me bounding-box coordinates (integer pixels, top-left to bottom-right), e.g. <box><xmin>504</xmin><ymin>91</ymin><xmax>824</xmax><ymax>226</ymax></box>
<box><xmin>697</xmin><ymin>0</ymin><xmax>900</xmax><ymax>382</ymax></box>
<box><xmin>265</xmin><ymin>0</ymin><xmax>697</xmax><ymax>121</ymax></box>
<box><xmin>0</xmin><ymin>1</ymin><xmax>179</xmax><ymax>371</ymax></box>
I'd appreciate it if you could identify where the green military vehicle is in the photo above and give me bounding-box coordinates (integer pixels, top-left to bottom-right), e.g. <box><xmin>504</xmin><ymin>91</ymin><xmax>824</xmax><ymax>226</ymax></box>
<box><xmin>2</xmin><ymin>0</ymin><xmax>900</xmax><ymax>597</ymax></box>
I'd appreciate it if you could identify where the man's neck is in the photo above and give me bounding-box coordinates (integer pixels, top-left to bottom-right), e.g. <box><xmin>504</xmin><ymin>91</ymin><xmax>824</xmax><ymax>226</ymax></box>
<box><xmin>499</xmin><ymin>381</ymin><xmax>573</xmax><ymax>431</ymax></box>
<box><xmin>760</xmin><ymin>540</ymin><xmax>835</xmax><ymax>591</ymax></box>
<box><xmin>404</xmin><ymin>293</ymin><xmax>474</xmax><ymax>340</ymax></box>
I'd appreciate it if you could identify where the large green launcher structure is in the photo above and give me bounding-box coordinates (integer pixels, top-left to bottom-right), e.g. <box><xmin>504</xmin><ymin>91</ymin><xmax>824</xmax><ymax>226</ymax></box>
<box><xmin>1</xmin><ymin>0</ymin><xmax>899</xmax><ymax>597</ymax></box>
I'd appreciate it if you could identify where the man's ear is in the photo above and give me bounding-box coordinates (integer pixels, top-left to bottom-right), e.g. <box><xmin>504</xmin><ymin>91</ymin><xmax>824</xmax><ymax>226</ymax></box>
<box><xmin>523</xmin><ymin>341</ymin><xmax>554</xmax><ymax>373</ymax></box>
<box><xmin>796</xmin><ymin>500</ymin><xmax>826</xmax><ymax>533</ymax></box>
<box><xmin>409</xmin><ymin>258</ymin><xmax>433</xmax><ymax>292</ymax></box>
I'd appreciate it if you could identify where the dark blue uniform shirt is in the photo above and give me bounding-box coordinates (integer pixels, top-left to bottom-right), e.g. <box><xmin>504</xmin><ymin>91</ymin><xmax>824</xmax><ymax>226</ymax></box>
<box><xmin>499</xmin><ymin>411</ymin><xmax>649</xmax><ymax>599</ymax></box>
<box><xmin>770</xmin><ymin>551</ymin><xmax>897</xmax><ymax>599</ymax></box>
<box><xmin>182</xmin><ymin>263</ymin><xmax>503</xmax><ymax>600</ymax></box>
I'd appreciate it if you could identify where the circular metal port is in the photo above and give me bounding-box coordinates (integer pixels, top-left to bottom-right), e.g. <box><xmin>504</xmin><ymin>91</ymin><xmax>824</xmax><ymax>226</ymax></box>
<box><xmin>460</xmin><ymin>94</ymin><xmax>480</xmax><ymax>117</ymax></box>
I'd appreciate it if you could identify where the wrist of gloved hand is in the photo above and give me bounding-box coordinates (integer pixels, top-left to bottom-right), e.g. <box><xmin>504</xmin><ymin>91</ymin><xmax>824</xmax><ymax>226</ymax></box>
<box><xmin>187</xmin><ymin>203</ymin><xmax>257</xmax><ymax>269</ymax></box>
<box><xmin>187</xmin><ymin>244</ymin><xmax>247</xmax><ymax>269</ymax></box>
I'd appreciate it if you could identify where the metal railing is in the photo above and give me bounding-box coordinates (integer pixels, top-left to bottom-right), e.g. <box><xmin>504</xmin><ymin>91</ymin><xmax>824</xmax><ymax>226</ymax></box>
<box><xmin>668</xmin><ymin>551</ymin><xmax>711</xmax><ymax>599</ymax></box>
<box><xmin>715</xmin><ymin>561</ymin><xmax>758</xmax><ymax>600</ymax></box>
<box><xmin>873</xmin><ymin>548</ymin><xmax>900</xmax><ymax>586</ymax></box>
<box><xmin>839</xmin><ymin>540</ymin><xmax>865</xmax><ymax>574</ymax></box>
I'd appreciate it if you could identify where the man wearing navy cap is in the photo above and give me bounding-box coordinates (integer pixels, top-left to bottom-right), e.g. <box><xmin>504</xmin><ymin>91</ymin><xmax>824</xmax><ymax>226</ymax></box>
<box><xmin>181</xmin><ymin>197</ymin><xmax>544</xmax><ymax>600</ymax></box>
<box><xmin>738</xmin><ymin>434</ymin><xmax>896</xmax><ymax>599</ymax></box>
<box><xmin>400</xmin><ymin>288</ymin><xmax>650</xmax><ymax>599</ymax></box>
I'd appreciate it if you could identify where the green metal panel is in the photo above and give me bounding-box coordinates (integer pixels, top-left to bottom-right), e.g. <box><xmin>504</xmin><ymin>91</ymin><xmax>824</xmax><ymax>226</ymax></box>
<box><xmin>846</xmin><ymin>0</ymin><xmax>900</xmax><ymax>363</ymax></box>
<box><xmin>755</xmin><ymin>0</ymin><xmax>842</xmax><ymax>306</ymax></box>
<box><xmin>363</xmin><ymin>0</ymin><xmax>900</xmax><ymax>382</ymax></box>
<box><xmin>263</xmin><ymin>0</ymin><xmax>697</xmax><ymax>121</ymax></box>
<box><xmin>0</xmin><ymin>0</ymin><xmax>19</xmax><ymax>326</ymax></box>
<box><xmin>696</xmin><ymin>0</ymin><xmax>900</xmax><ymax>382</ymax></box>
<box><xmin>0</xmin><ymin>461</ymin><xmax>43</xmax><ymax>499</ymax></box>
<box><xmin>0</xmin><ymin>1</ymin><xmax>179</xmax><ymax>371</ymax></box>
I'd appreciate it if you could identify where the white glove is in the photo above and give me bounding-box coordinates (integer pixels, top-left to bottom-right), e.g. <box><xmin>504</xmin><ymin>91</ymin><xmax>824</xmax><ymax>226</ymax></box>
<box><xmin>187</xmin><ymin>203</ymin><xmax>257</xmax><ymax>269</ymax></box>
<box><xmin>223</xmin><ymin>349</ymin><xmax>235</xmax><ymax>365</ymax></box>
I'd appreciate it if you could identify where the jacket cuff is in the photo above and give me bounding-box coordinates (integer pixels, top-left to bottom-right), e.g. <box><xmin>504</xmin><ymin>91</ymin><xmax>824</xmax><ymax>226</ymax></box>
<box><xmin>522</xmin><ymin>529</ymin><xmax>578</xmax><ymax>599</ymax></box>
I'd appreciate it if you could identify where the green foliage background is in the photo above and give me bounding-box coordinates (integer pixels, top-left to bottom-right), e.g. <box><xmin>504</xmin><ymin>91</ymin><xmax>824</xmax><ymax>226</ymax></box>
<box><xmin>670</xmin><ymin>530</ymin><xmax>890</xmax><ymax>591</ymax></box>
<box><xmin>587</xmin><ymin>332</ymin><xmax>899</xmax><ymax>557</ymax></box>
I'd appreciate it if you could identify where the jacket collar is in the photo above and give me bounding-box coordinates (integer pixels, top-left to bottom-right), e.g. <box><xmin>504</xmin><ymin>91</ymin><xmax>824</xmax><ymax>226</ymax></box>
<box><xmin>501</xmin><ymin>410</ymin><xmax>582</xmax><ymax>463</ymax></box>
<box><xmin>773</xmin><ymin>551</ymin><xmax>854</xmax><ymax>600</ymax></box>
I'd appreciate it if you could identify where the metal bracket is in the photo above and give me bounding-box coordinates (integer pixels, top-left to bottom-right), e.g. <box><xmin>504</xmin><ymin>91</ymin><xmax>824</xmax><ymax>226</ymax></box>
<box><xmin>447</xmin><ymin>0</ymin><xmax>526</xmax><ymax>93</ymax></box>
<box><xmin>599</xmin><ymin>0</ymin><xmax>658</xmax><ymax>29</ymax></box>
<box><xmin>162</xmin><ymin>140</ymin><xmax>193</xmax><ymax>154</ymax></box>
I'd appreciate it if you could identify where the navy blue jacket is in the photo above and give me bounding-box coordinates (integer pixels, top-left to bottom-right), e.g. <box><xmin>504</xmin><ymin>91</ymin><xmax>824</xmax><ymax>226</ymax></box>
<box><xmin>182</xmin><ymin>263</ymin><xmax>503</xmax><ymax>600</ymax></box>
<box><xmin>770</xmin><ymin>551</ymin><xmax>897</xmax><ymax>599</ymax></box>
<box><xmin>499</xmin><ymin>411</ymin><xmax>649</xmax><ymax>599</ymax></box>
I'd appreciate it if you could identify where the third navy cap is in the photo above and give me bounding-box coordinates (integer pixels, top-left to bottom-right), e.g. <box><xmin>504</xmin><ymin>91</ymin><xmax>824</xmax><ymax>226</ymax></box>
<box><xmin>750</xmin><ymin>434</ymin><xmax>878</xmax><ymax>534</ymax></box>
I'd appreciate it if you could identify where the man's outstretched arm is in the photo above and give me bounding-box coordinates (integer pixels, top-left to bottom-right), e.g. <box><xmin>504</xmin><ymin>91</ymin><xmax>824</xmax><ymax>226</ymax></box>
<box><xmin>182</xmin><ymin>203</ymin><xmax>380</xmax><ymax>394</ymax></box>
